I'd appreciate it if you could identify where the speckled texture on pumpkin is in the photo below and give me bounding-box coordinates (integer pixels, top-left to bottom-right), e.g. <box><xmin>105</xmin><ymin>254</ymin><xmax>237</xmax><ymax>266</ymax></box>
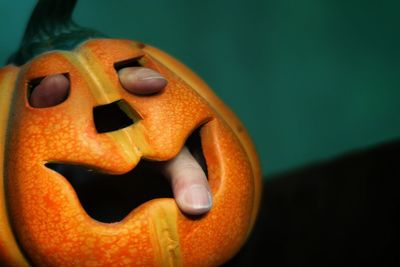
<box><xmin>0</xmin><ymin>66</ymin><xmax>30</xmax><ymax>266</ymax></box>
<box><xmin>1</xmin><ymin>39</ymin><xmax>261</xmax><ymax>266</ymax></box>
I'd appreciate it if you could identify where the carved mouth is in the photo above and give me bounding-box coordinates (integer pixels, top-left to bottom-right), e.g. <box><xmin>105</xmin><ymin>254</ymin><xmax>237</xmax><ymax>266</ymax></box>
<box><xmin>46</xmin><ymin>127</ymin><xmax>207</xmax><ymax>223</ymax></box>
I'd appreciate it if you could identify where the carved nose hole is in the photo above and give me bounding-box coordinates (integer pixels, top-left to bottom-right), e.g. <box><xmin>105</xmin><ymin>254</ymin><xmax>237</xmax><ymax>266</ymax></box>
<box><xmin>93</xmin><ymin>100</ymin><xmax>140</xmax><ymax>133</ymax></box>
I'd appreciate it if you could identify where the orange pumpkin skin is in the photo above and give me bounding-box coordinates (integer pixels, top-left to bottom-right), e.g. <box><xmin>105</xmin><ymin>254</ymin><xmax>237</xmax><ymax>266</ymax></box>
<box><xmin>0</xmin><ymin>39</ymin><xmax>262</xmax><ymax>266</ymax></box>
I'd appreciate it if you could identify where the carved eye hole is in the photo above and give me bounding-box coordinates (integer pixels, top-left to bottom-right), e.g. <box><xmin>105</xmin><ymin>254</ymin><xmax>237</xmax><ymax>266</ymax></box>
<box><xmin>114</xmin><ymin>57</ymin><xmax>143</xmax><ymax>71</ymax></box>
<box><xmin>114</xmin><ymin>57</ymin><xmax>167</xmax><ymax>96</ymax></box>
<box><xmin>28</xmin><ymin>73</ymin><xmax>70</xmax><ymax>108</ymax></box>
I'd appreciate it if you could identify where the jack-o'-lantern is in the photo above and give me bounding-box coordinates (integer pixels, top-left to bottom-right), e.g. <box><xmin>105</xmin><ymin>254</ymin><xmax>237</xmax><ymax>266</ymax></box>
<box><xmin>0</xmin><ymin>0</ymin><xmax>262</xmax><ymax>266</ymax></box>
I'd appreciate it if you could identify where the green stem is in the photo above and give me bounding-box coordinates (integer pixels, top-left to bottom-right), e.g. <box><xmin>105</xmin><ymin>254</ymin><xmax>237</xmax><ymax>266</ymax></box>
<box><xmin>8</xmin><ymin>0</ymin><xmax>105</xmax><ymax>66</ymax></box>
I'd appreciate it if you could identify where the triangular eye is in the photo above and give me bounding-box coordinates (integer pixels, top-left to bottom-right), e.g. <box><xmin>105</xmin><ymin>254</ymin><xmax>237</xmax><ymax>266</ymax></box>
<box><xmin>28</xmin><ymin>73</ymin><xmax>70</xmax><ymax>108</ymax></box>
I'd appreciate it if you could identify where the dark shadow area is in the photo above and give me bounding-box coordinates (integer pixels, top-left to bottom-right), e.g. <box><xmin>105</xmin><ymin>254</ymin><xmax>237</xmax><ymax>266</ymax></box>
<box><xmin>225</xmin><ymin>139</ymin><xmax>400</xmax><ymax>267</ymax></box>
<box><xmin>47</xmin><ymin>160</ymin><xmax>173</xmax><ymax>223</ymax></box>
<box><xmin>93</xmin><ymin>100</ymin><xmax>137</xmax><ymax>133</ymax></box>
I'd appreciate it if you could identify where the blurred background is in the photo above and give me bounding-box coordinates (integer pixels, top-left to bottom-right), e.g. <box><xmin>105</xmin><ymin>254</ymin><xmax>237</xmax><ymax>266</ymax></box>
<box><xmin>1</xmin><ymin>1</ymin><xmax>399</xmax><ymax>266</ymax></box>
<box><xmin>2</xmin><ymin>0</ymin><xmax>400</xmax><ymax>179</ymax></box>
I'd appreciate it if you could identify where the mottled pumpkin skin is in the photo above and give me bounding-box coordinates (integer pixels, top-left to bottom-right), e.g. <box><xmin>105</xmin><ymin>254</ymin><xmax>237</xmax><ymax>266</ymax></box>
<box><xmin>0</xmin><ymin>39</ymin><xmax>262</xmax><ymax>267</ymax></box>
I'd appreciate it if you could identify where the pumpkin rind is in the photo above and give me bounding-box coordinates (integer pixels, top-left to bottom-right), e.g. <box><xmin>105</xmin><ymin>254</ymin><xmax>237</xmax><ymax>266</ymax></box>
<box><xmin>1</xmin><ymin>39</ymin><xmax>261</xmax><ymax>266</ymax></box>
<box><xmin>0</xmin><ymin>66</ymin><xmax>30</xmax><ymax>266</ymax></box>
<box><xmin>143</xmin><ymin>46</ymin><xmax>263</xmax><ymax>231</ymax></box>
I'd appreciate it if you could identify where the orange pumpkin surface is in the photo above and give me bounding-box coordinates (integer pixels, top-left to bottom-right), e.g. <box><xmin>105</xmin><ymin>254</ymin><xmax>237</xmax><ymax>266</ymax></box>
<box><xmin>0</xmin><ymin>38</ymin><xmax>262</xmax><ymax>266</ymax></box>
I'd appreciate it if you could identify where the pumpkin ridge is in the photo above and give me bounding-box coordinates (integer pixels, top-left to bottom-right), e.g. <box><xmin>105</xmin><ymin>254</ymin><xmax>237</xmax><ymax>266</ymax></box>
<box><xmin>68</xmin><ymin>49</ymin><xmax>151</xmax><ymax>163</ymax></box>
<box><xmin>0</xmin><ymin>66</ymin><xmax>30</xmax><ymax>266</ymax></box>
<box><xmin>149</xmin><ymin>202</ymin><xmax>182</xmax><ymax>267</ymax></box>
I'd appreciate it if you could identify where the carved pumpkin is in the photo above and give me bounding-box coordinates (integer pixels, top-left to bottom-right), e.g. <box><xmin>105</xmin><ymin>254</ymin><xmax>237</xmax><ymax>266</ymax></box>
<box><xmin>0</xmin><ymin>1</ymin><xmax>261</xmax><ymax>266</ymax></box>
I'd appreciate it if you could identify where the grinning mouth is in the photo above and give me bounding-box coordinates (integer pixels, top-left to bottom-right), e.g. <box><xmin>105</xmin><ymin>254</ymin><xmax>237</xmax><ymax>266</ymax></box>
<box><xmin>45</xmin><ymin>127</ymin><xmax>208</xmax><ymax>223</ymax></box>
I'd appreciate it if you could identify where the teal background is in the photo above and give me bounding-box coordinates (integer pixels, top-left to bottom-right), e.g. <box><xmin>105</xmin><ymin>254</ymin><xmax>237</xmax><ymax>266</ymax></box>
<box><xmin>1</xmin><ymin>0</ymin><xmax>400</xmax><ymax>178</ymax></box>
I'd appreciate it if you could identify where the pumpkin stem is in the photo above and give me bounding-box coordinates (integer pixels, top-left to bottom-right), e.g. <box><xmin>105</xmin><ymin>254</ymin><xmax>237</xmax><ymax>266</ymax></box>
<box><xmin>8</xmin><ymin>0</ymin><xmax>106</xmax><ymax>65</ymax></box>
